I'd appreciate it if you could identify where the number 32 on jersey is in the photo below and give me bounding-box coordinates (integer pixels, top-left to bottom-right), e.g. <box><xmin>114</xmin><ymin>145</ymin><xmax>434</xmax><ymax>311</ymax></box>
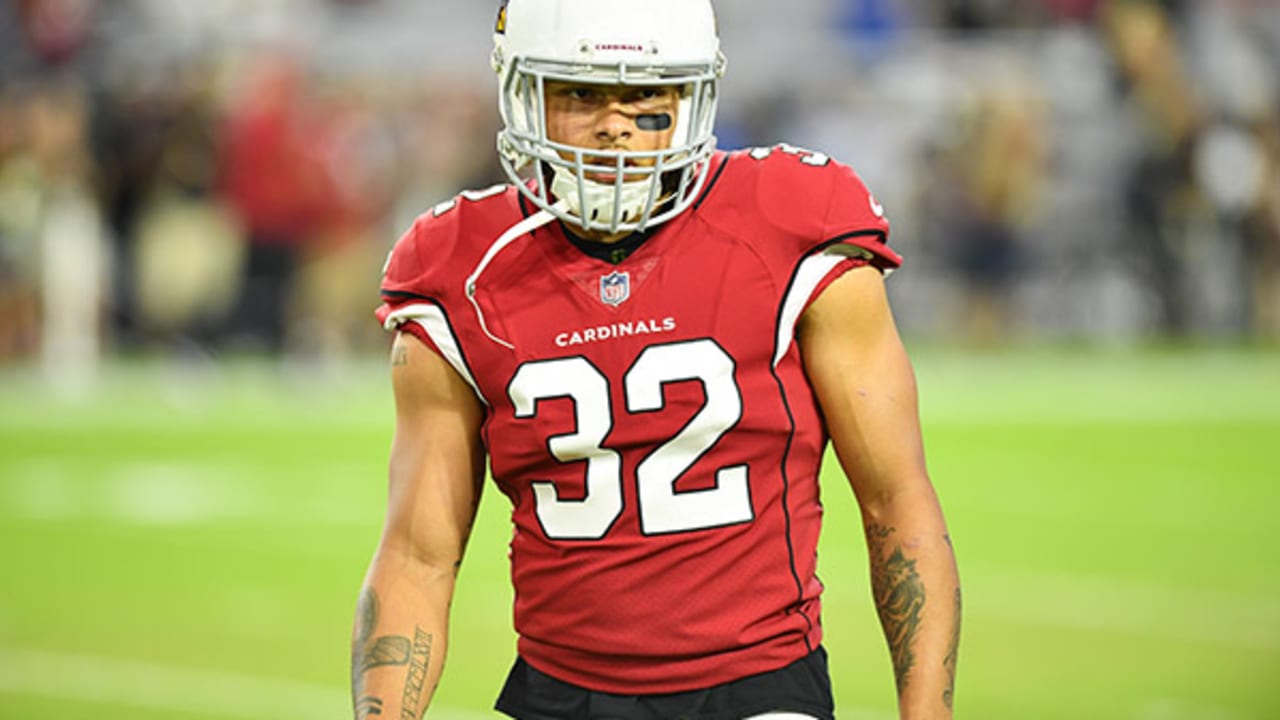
<box><xmin>507</xmin><ymin>339</ymin><xmax>753</xmax><ymax>540</ymax></box>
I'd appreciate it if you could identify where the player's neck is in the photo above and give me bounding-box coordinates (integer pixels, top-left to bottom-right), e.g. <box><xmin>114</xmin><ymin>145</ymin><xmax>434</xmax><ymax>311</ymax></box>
<box><xmin>569</xmin><ymin>226</ymin><xmax>632</xmax><ymax>245</ymax></box>
<box><xmin>561</xmin><ymin>221</ymin><xmax>654</xmax><ymax>265</ymax></box>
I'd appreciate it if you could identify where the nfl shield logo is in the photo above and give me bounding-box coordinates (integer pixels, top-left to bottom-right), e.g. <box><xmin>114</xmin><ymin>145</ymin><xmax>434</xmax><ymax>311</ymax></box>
<box><xmin>600</xmin><ymin>271</ymin><xmax>631</xmax><ymax>307</ymax></box>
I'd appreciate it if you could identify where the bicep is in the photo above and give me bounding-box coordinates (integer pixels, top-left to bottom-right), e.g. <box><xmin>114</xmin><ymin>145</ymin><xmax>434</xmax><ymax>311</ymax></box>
<box><xmin>380</xmin><ymin>331</ymin><xmax>487</xmax><ymax>572</ymax></box>
<box><xmin>797</xmin><ymin>266</ymin><xmax>930</xmax><ymax>515</ymax></box>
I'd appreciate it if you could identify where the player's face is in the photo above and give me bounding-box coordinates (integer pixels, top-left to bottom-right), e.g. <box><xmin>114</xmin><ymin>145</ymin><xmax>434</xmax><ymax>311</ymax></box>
<box><xmin>544</xmin><ymin>80</ymin><xmax>680</xmax><ymax>183</ymax></box>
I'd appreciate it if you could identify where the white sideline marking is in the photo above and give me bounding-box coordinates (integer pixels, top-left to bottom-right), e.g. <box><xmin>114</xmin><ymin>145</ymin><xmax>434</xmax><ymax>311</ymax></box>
<box><xmin>2</xmin><ymin>461</ymin><xmax>374</xmax><ymax>526</ymax></box>
<box><xmin>0</xmin><ymin>647</ymin><xmax>495</xmax><ymax>719</ymax></box>
<box><xmin>0</xmin><ymin>647</ymin><xmax>348</xmax><ymax>718</ymax></box>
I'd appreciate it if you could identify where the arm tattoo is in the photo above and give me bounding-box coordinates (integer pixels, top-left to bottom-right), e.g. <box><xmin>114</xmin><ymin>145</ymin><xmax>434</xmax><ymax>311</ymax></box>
<box><xmin>943</xmin><ymin>586</ymin><xmax>962</xmax><ymax>709</ymax></box>
<box><xmin>354</xmin><ymin>697</ymin><xmax>384</xmax><ymax>719</ymax></box>
<box><xmin>866</xmin><ymin>523</ymin><xmax>926</xmax><ymax>696</ymax></box>
<box><xmin>352</xmin><ymin>588</ymin><xmax>412</xmax><ymax>719</ymax></box>
<box><xmin>399</xmin><ymin>627</ymin><xmax>434</xmax><ymax>720</ymax></box>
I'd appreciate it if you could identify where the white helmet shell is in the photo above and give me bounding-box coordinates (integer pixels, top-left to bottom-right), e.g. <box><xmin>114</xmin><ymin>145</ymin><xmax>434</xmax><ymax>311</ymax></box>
<box><xmin>493</xmin><ymin>0</ymin><xmax>725</xmax><ymax>234</ymax></box>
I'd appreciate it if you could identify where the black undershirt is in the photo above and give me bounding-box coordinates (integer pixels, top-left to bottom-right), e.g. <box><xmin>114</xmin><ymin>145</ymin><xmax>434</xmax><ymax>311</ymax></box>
<box><xmin>560</xmin><ymin>222</ymin><xmax>655</xmax><ymax>265</ymax></box>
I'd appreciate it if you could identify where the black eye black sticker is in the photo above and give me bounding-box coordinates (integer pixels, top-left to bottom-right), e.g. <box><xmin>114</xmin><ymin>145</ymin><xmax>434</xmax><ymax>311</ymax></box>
<box><xmin>636</xmin><ymin>113</ymin><xmax>673</xmax><ymax>132</ymax></box>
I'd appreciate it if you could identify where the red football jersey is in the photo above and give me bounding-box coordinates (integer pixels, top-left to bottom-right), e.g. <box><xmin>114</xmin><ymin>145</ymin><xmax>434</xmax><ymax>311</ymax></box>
<box><xmin>376</xmin><ymin>146</ymin><xmax>901</xmax><ymax>694</ymax></box>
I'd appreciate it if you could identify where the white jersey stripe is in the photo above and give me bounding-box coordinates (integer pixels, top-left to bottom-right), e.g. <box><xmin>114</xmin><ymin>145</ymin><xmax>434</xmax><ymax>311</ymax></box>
<box><xmin>383</xmin><ymin>302</ymin><xmax>489</xmax><ymax>405</ymax></box>
<box><xmin>774</xmin><ymin>254</ymin><xmax>842</xmax><ymax>368</ymax></box>
<box><xmin>774</xmin><ymin>244</ymin><xmax>879</xmax><ymax>368</ymax></box>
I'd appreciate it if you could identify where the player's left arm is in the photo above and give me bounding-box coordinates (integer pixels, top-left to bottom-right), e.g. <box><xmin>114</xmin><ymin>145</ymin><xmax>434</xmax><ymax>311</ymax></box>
<box><xmin>798</xmin><ymin>265</ymin><xmax>961</xmax><ymax>718</ymax></box>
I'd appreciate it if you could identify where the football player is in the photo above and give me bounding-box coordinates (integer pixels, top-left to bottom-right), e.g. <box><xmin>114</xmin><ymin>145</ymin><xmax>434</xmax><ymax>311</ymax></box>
<box><xmin>352</xmin><ymin>1</ymin><xmax>961</xmax><ymax>718</ymax></box>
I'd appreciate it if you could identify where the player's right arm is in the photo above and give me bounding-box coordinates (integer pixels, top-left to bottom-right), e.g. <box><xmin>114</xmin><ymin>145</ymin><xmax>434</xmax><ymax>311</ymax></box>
<box><xmin>351</xmin><ymin>331</ymin><xmax>486</xmax><ymax>719</ymax></box>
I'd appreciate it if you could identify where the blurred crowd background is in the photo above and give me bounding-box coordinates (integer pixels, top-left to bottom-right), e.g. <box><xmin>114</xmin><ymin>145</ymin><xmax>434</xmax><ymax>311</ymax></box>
<box><xmin>2</xmin><ymin>0</ymin><xmax>1278</xmax><ymax>382</ymax></box>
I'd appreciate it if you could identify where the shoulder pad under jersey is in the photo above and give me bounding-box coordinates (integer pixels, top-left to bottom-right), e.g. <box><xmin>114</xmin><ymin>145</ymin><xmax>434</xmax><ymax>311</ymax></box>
<box><xmin>719</xmin><ymin>145</ymin><xmax>900</xmax><ymax>270</ymax></box>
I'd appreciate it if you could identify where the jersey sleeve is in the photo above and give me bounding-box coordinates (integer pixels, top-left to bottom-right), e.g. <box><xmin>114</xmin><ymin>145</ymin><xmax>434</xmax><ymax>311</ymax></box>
<box><xmin>376</xmin><ymin>214</ymin><xmax>437</xmax><ymax>337</ymax></box>
<box><xmin>818</xmin><ymin>158</ymin><xmax>900</xmax><ymax>271</ymax></box>
<box><xmin>746</xmin><ymin>146</ymin><xmax>904</xmax><ymax>368</ymax></box>
<box><xmin>374</xmin><ymin>212</ymin><xmax>487</xmax><ymax>403</ymax></box>
<box><xmin>751</xmin><ymin>145</ymin><xmax>901</xmax><ymax>271</ymax></box>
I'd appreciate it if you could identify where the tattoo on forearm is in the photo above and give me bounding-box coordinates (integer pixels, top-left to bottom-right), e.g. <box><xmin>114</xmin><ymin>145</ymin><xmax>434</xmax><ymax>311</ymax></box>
<box><xmin>354</xmin><ymin>697</ymin><xmax>384</xmax><ymax>718</ymax></box>
<box><xmin>352</xmin><ymin>588</ymin><xmax>413</xmax><ymax>719</ymax></box>
<box><xmin>399</xmin><ymin>627</ymin><xmax>434</xmax><ymax>720</ymax></box>
<box><xmin>866</xmin><ymin>523</ymin><xmax>926</xmax><ymax>696</ymax></box>
<box><xmin>943</xmin><ymin>586</ymin><xmax>962</xmax><ymax>709</ymax></box>
<box><xmin>365</xmin><ymin>636</ymin><xmax>412</xmax><ymax>666</ymax></box>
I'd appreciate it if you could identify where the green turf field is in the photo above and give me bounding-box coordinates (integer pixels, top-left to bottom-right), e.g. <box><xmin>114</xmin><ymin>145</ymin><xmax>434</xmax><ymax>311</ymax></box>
<box><xmin>1</xmin><ymin>347</ymin><xmax>1277</xmax><ymax>719</ymax></box>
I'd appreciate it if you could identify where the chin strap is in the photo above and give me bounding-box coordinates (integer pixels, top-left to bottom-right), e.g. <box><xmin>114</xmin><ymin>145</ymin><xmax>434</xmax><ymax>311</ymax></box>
<box><xmin>465</xmin><ymin>201</ymin><xmax>568</xmax><ymax>349</ymax></box>
<box><xmin>550</xmin><ymin>164</ymin><xmax>662</xmax><ymax>234</ymax></box>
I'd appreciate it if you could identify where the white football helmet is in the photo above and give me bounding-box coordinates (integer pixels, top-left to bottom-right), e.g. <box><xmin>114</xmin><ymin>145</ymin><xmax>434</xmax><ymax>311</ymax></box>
<box><xmin>492</xmin><ymin>0</ymin><xmax>725</xmax><ymax>234</ymax></box>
